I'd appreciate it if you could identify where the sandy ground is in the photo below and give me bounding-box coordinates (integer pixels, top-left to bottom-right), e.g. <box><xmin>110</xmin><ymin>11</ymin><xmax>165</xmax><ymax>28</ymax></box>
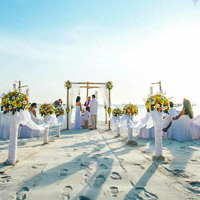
<box><xmin>0</xmin><ymin>122</ymin><xmax>200</xmax><ymax>200</ymax></box>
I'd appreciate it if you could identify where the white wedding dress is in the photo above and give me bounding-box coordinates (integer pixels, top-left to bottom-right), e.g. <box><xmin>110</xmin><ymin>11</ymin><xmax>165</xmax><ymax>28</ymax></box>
<box><xmin>74</xmin><ymin>105</ymin><xmax>82</xmax><ymax>129</ymax></box>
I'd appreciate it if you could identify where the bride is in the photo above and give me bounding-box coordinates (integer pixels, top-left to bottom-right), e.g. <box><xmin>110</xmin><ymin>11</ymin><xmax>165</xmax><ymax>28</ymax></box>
<box><xmin>74</xmin><ymin>96</ymin><xmax>82</xmax><ymax>129</ymax></box>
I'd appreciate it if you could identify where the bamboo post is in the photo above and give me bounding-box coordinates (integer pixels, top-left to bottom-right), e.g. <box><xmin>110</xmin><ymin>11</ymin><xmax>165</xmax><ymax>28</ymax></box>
<box><xmin>67</xmin><ymin>88</ymin><xmax>69</xmax><ymax>130</ymax></box>
<box><xmin>105</xmin><ymin>107</ymin><xmax>107</xmax><ymax>124</ymax></box>
<box><xmin>108</xmin><ymin>89</ymin><xmax>111</xmax><ymax>130</ymax></box>
<box><xmin>19</xmin><ymin>81</ymin><xmax>21</xmax><ymax>92</ymax></box>
<box><xmin>159</xmin><ymin>81</ymin><xmax>162</xmax><ymax>93</ymax></box>
<box><xmin>87</xmin><ymin>82</ymin><xmax>89</xmax><ymax>100</ymax></box>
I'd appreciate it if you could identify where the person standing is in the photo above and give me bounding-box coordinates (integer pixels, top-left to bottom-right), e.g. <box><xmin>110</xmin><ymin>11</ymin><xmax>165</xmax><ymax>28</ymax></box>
<box><xmin>74</xmin><ymin>96</ymin><xmax>82</xmax><ymax>129</ymax></box>
<box><xmin>89</xmin><ymin>94</ymin><xmax>98</xmax><ymax>130</ymax></box>
<box><xmin>84</xmin><ymin>96</ymin><xmax>91</xmax><ymax>112</ymax></box>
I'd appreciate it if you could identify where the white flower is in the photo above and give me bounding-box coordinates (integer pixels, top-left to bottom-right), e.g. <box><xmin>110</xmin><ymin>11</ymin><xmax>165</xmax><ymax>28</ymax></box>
<box><xmin>23</xmin><ymin>101</ymin><xmax>26</xmax><ymax>104</ymax></box>
<box><xmin>9</xmin><ymin>101</ymin><xmax>12</xmax><ymax>105</ymax></box>
<box><xmin>9</xmin><ymin>106</ymin><xmax>12</xmax><ymax>110</ymax></box>
<box><xmin>16</xmin><ymin>97</ymin><xmax>19</xmax><ymax>101</ymax></box>
<box><xmin>3</xmin><ymin>107</ymin><xmax>6</xmax><ymax>111</ymax></box>
<box><xmin>12</xmin><ymin>96</ymin><xmax>15</xmax><ymax>100</ymax></box>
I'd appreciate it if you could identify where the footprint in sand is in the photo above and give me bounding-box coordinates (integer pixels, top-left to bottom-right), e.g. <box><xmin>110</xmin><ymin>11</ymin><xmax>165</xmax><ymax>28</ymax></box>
<box><xmin>79</xmin><ymin>196</ymin><xmax>91</xmax><ymax>200</ymax></box>
<box><xmin>110</xmin><ymin>172</ymin><xmax>122</xmax><ymax>180</ymax></box>
<box><xmin>1</xmin><ymin>175</ymin><xmax>11</xmax><ymax>182</ymax></box>
<box><xmin>60</xmin><ymin>169</ymin><xmax>68</xmax><ymax>176</ymax></box>
<box><xmin>16</xmin><ymin>186</ymin><xmax>30</xmax><ymax>200</ymax></box>
<box><xmin>61</xmin><ymin>185</ymin><xmax>73</xmax><ymax>200</ymax></box>
<box><xmin>110</xmin><ymin>186</ymin><xmax>119</xmax><ymax>197</ymax></box>
<box><xmin>100</xmin><ymin>164</ymin><xmax>108</xmax><ymax>169</ymax></box>
<box><xmin>65</xmin><ymin>153</ymin><xmax>71</xmax><ymax>157</ymax></box>
<box><xmin>135</xmin><ymin>187</ymin><xmax>158</xmax><ymax>199</ymax></box>
<box><xmin>93</xmin><ymin>175</ymin><xmax>106</xmax><ymax>188</ymax></box>
<box><xmin>187</xmin><ymin>181</ymin><xmax>200</xmax><ymax>194</ymax></box>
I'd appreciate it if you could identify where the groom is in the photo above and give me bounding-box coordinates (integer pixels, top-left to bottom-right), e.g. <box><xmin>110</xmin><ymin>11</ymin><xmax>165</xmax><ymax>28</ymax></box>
<box><xmin>89</xmin><ymin>94</ymin><xmax>98</xmax><ymax>130</ymax></box>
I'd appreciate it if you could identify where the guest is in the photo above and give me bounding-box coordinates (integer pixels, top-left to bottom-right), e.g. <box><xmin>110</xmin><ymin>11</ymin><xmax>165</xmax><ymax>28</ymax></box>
<box><xmin>74</xmin><ymin>96</ymin><xmax>82</xmax><ymax>129</ymax></box>
<box><xmin>83</xmin><ymin>107</ymin><xmax>90</xmax><ymax>129</ymax></box>
<box><xmin>53</xmin><ymin>99</ymin><xmax>63</xmax><ymax>108</ymax></box>
<box><xmin>29</xmin><ymin>103</ymin><xmax>37</xmax><ymax>117</ymax></box>
<box><xmin>89</xmin><ymin>94</ymin><xmax>98</xmax><ymax>130</ymax></box>
<box><xmin>162</xmin><ymin>101</ymin><xmax>177</xmax><ymax>137</ymax></box>
<box><xmin>84</xmin><ymin>96</ymin><xmax>91</xmax><ymax>112</ymax></box>
<box><xmin>167</xmin><ymin>99</ymin><xmax>194</xmax><ymax>142</ymax></box>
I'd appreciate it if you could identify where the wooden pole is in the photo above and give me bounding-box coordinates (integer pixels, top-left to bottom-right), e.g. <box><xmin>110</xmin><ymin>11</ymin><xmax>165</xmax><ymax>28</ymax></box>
<box><xmin>159</xmin><ymin>81</ymin><xmax>162</xmax><ymax>92</ymax></box>
<box><xmin>105</xmin><ymin>107</ymin><xmax>107</xmax><ymax>124</ymax></box>
<box><xmin>87</xmin><ymin>82</ymin><xmax>89</xmax><ymax>100</ymax></box>
<box><xmin>67</xmin><ymin>88</ymin><xmax>69</xmax><ymax>130</ymax></box>
<box><xmin>108</xmin><ymin>89</ymin><xmax>111</xmax><ymax>130</ymax></box>
<box><xmin>19</xmin><ymin>80</ymin><xmax>21</xmax><ymax>92</ymax></box>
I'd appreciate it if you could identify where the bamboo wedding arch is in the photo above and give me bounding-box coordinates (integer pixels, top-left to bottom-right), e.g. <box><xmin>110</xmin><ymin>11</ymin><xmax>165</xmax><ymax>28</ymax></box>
<box><xmin>65</xmin><ymin>81</ymin><xmax>113</xmax><ymax>130</ymax></box>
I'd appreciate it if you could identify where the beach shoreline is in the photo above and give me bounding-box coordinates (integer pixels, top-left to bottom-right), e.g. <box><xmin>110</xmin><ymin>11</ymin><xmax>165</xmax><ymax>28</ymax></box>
<box><xmin>0</xmin><ymin>122</ymin><xmax>200</xmax><ymax>199</ymax></box>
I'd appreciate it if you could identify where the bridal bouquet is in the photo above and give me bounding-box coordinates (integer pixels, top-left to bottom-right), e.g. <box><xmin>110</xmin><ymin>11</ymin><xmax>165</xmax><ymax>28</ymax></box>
<box><xmin>1</xmin><ymin>91</ymin><xmax>29</xmax><ymax>115</ymax></box>
<box><xmin>39</xmin><ymin>104</ymin><xmax>55</xmax><ymax>116</ymax></box>
<box><xmin>145</xmin><ymin>94</ymin><xmax>169</xmax><ymax>113</ymax></box>
<box><xmin>123</xmin><ymin>104</ymin><xmax>138</xmax><ymax>116</ymax></box>
<box><xmin>112</xmin><ymin>108</ymin><xmax>123</xmax><ymax>116</ymax></box>
<box><xmin>55</xmin><ymin>107</ymin><xmax>65</xmax><ymax>117</ymax></box>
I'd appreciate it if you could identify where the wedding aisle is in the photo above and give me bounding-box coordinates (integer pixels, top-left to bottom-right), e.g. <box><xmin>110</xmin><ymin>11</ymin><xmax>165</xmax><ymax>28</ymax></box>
<box><xmin>0</xmin><ymin>123</ymin><xmax>200</xmax><ymax>200</ymax></box>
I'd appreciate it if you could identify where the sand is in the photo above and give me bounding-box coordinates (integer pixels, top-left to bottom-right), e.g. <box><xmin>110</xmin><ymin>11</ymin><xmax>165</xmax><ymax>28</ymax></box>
<box><xmin>0</xmin><ymin>122</ymin><xmax>200</xmax><ymax>200</ymax></box>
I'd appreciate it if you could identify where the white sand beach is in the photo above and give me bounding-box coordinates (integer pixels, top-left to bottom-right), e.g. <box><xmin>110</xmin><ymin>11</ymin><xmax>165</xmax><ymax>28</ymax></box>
<box><xmin>0</xmin><ymin>123</ymin><xmax>200</xmax><ymax>200</ymax></box>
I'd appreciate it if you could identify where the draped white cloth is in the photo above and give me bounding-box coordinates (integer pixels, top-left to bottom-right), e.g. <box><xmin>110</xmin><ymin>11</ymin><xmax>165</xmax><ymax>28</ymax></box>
<box><xmin>69</xmin><ymin>84</ymin><xmax>80</xmax><ymax>108</ymax></box>
<box><xmin>111</xmin><ymin>116</ymin><xmax>122</xmax><ymax>128</ymax></box>
<box><xmin>0</xmin><ymin>113</ymin><xmax>10</xmax><ymax>139</ymax></box>
<box><xmin>190</xmin><ymin>115</ymin><xmax>200</xmax><ymax>139</ymax></box>
<box><xmin>151</xmin><ymin>111</ymin><xmax>163</xmax><ymax>157</ymax></box>
<box><xmin>99</xmin><ymin>84</ymin><xmax>109</xmax><ymax>108</ymax></box>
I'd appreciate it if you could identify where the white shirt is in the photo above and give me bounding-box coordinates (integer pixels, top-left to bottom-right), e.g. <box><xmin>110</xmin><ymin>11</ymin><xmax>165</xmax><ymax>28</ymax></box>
<box><xmin>89</xmin><ymin>99</ymin><xmax>98</xmax><ymax>115</ymax></box>
<box><xmin>83</xmin><ymin>111</ymin><xmax>90</xmax><ymax>120</ymax></box>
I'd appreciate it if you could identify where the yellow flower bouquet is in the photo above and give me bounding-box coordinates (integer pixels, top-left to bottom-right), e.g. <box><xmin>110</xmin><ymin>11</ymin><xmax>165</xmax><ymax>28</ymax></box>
<box><xmin>1</xmin><ymin>91</ymin><xmax>29</xmax><ymax>115</ymax></box>
<box><xmin>123</xmin><ymin>104</ymin><xmax>138</xmax><ymax>116</ymax></box>
<box><xmin>39</xmin><ymin>104</ymin><xmax>55</xmax><ymax>116</ymax></box>
<box><xmin>145</xmin><ymin>94</ymin><xmax>169</xmax><ymax>113</ymax></box>
<box><xmin>112</xmin><ymin>108</ymin><xmax>123</xmax><ymax>116</ymax></box>
<box><xmin>65</xmin><ymin>80</ymin><xmax>72</xmax><ymax>89</ymax></box>
<box><xmin>55</xmin><ymin>107</ymin><xmax>65</xmax><ymax>117</ymax></box>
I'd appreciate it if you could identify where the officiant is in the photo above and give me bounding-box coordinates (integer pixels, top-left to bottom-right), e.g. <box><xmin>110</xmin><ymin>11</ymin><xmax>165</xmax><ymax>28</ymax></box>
<box><xmin>84</xmin><ymin>96</ymin><xmax>91</xmax><ymax>112</ymax></box>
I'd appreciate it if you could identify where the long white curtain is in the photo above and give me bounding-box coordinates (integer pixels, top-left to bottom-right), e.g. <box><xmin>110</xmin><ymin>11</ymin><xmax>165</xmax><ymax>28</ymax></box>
<box><xmin>99</xmin><ymin>84</ymin><xmax>109</xmax><ymax>108</ymax></box>
<box><xmin>69</xmin><ymin>84</ymin><xmax>80</xmax><ymax>108</ymax></box>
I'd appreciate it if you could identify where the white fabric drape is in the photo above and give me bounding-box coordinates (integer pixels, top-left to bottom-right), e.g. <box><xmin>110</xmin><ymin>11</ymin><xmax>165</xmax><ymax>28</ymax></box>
<box><xmin>151</xmin><ymin>111</ymin><xmax>163</xmax><ymax>157</ymax></box>
<box><xmin>8</xmin><ymin>114</ymin><xmax>18</xmax><ymax>164</ymax></box>
<box><xmin>121</xmin><ymin>114</ymin><xmax>134</xmax><ymax>128</ymax></box>
<box><xmin>100</xmin><ymin>84</ymin><xmax>109</xmax><ymax>108</ymax></box>
<box><xmin>69</xmin><ymin>84</ymin><xmax>80</xmax><ymax>108</ymax></box>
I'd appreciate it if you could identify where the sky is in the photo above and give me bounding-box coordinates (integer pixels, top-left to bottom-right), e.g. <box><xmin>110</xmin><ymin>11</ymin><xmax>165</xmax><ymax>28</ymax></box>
<box><xmin>0</xmin><ymin>0</ymin><xmax>200</xmax><ymax>105</ymax></box>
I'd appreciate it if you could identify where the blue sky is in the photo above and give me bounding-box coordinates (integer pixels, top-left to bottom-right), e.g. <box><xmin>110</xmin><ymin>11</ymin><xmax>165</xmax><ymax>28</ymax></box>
<box><xmin>0</xmin><ymin>0</ymin><xmax>200</xmax><ymax>104</ymax></box>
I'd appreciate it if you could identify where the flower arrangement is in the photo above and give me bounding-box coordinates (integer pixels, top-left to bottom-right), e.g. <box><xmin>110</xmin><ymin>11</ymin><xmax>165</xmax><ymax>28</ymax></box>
<box><xmin>1</xmin><ymin>91</ymin><xmax>29</xmax><ymax>115</ymax></box>
<box><xmin>107</xmin><ymin>107</ymin><xmax>112</xmax><ymax>114</ymax></box>
<box><xmin>112</xmin><ymin>108</ymin><xmax>123</xmax><ymax>116</ymax></box>
<box><xmin>145</xmin><ymin>94</ymin><xmax>169</xmax><ymax>113</ymax></box>
<box><xmin>55</xmin><ymin>107</ymin><xmax>65</xmax><ymax>116</ymax></box>
<box><xmin>66</xmin><ymin>107</ymin><xmax>70</xmax><ymax>113</ymax></box>
<box><xmin>65</xmin><ymin>80</ymin><xmax>72</xmax><ymax>89</ymax></box>
<box><xmin>106</xmin><ymin>81</ymin><xmax>113</xmax><ymax>90</ymax></box>
<box><xmin>123</xmin><ymin>104</ymin><xmax>138</xmax><ymax>116</ymax></box>
<box><xmin>39</xmin><ymin>104</ymin><xmax>55</xmax><ymax>116</ymax></box>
